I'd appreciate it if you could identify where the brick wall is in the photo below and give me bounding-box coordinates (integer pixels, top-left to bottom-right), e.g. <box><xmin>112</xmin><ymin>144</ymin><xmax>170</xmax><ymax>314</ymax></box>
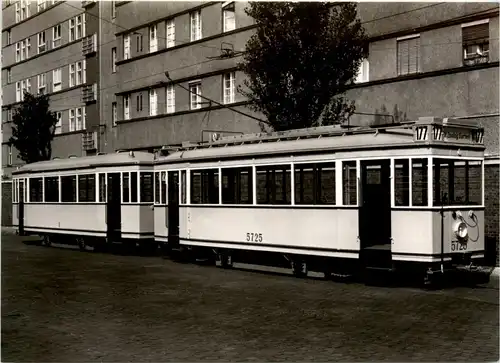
<box><xmin>484</xmin><ymin>163</ymin><xmax>499</xmax><ymax>267</ymax></box>
<box><xmin>2</xmin><ymin>181</ymin><xmax>12</xmax><ymax>226</ymax></box>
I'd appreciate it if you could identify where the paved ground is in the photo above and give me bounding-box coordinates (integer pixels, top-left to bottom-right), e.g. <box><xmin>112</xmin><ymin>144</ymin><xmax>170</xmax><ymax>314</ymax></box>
<box><xmin>2</xmin><ymin>233</ymin><xmax>499</xmax><ymax>362</ymax></box>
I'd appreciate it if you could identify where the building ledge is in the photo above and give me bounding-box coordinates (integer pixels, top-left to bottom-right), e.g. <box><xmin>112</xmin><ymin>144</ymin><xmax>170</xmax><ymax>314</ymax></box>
<box><xmin>115</xmin><ymin>24</ymin><xmax>257</xmax><ymax>66</ymax></box>
<box><xmin>347</xmin><ymin>61</ymin><xmax>499</xmax><ymax>90</ymax></box>
<box><xmin>116</xmin><ymin>100</ymin><xmax>250</xmax><ymax>125</ymax></box>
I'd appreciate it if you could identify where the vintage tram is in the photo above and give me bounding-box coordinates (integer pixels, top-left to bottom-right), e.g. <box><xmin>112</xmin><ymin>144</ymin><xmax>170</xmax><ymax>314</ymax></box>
<box><xmin>153</xmin><ymin>117</ymin><xmax>487</xmax><ymax>284</ymax></box>
<box><xmin>12</xmin><ymin>151</ymin><xmax>156</xmax><ymax>252</ymax></box>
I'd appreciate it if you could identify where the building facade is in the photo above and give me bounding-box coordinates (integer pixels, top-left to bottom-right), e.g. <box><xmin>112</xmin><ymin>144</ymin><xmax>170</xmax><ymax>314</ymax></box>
<box><xmin>2</xmin><ymin>1</ymin><xmax>499</xmax><ymax>263</ymax></box>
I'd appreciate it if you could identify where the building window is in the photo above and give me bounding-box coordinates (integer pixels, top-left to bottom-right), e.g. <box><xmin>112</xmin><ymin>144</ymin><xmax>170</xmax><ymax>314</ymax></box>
<box><xmin>16</xmin><ymin>82</ymin><xmax>21</xmax><ymax>102</ymax></box>
<box><xmin>17</xmin><ymin>39</ymin><xmax>30</xmax><ymax>62</ymax></box>
<box><xmin>136</xmin><ymin>93</ymin><xmax>143</xmax><ymax>112</ymax></box>
<box><xmin>7</xmin><ymin>68</ymin><xmax>12</xmax><ymax>84</ymax></box>
<box><xmin>149</xmin><ymin>24</ymin><xmax>157</xmax><ymax>52</ymax></box>
<box><xmin>69</xmin><ymin>64</ymin><xmax>76</xmax><ymax>87</ymax></box>
<box><xmin>462</xmin><ymin>20</ymin><xmax>489</xmax><ymax>66</ymax></box>
<box><xmin>76</xmin><ymin>60</ymin><xmax>86</xmax><ymax>85</ymax></box>
<box><xmin>111</xmin><ymin>47</ymin><xmax>117</xmax><ymax>72</ymax></box>
<box><xmin>190</xmin><ymin>10</ymin><xmax>202</xmax><ymax>41</ymax></box>
<box><xmin>7</xmin><ymin>30</ymin><xmax>11</xmax><ymax>45</ymax></box>
<box><xmin>53</xmin><ymin>24</ymin><xmax>62</xmax><ymax>48</ymax></box>
<box><xmin>166</xmin><ymin>84</ymin><xmax>175</xmax><ymax>113</ymax></box>
<box><xmin>136</xmin><ymin>34</ymin><xmax>143</xmax><ymax>53</ymax></box>
<box><xmin>189</xmin><ymin>82</ymin><xmax>201</xmax><ymax>110</ymax></box>
<box><xmin>166</xmin><ymin>19</ymin><xmax>175</xmax><ymax>48</ymax></box>
<box><xmin>20</xmin><ymin>0</ymin><xmax>30</xmax><ymax>20</ymax></box>
<box><xmin>149</xmin><ymin>89</ymin><xmax>157</xmax><ymax>116</ymax></box>
<box><xmin>124</xmin><ymin>34</ymin><xmax>130</xmax><ymax>60</ymax></box>
<box><xmin>37</xmin><ymin>0</ymin><xmax>46</xmax><ymax>11</ymax></box>
<box><xmin>37</xmin><ymin>74</ymin><xmax>46</xmax><ymax>94</ymax></box>
<box><xmin>124</xmin><ymin>95</ymin><xmax>130</xmax><ymax>120</ymax></box>
<box><xmin>223</xmin><ymin>2</ymin><xmax>235</xmax><ymax>32</ymax></box>
<box><xmin>17</xmin><ymin>79</ymin><xmax>31</xmax><ymax>102</ymax></box>
<box><xmin>38</xmin><ymin>31</ymin><xmax>46</xmax><ymax>53</ymax></box>
<box><xmin>15</xmin><ymin>42</ymin><xmax>21</xmax><ymax>62</ymax></box>
<box><xmin>15</xmin><ymin>2</ymin><xmax>20</xmax><ymax>22</ymax></box>
<box><xmin>223</xmin><ymin>72</ymin><xmax>235</xmax><ymax>104</ymax></box>
<box><xmin>55</xmin><ymin>111</ymin><xmax>62</xmax><ymax>134</ymax></box>
<box><xmin>76</xmin><ymin>107</ymin><xmax>85</xmax><ymax>130</ymax></box>
<box><xmin>7</xmin><ymin>108</ymin><xmax>13</xmax><ymax>121</ymax></box>
<box><xmin>7</xmin><ymin>144</ymin><xmax>13</xmax><ymax>166</ymax></box>
<box><xmin>112</xmin><ymin>102</ymin><xmax>117</xmax><ymax>126</ymax></box>
<box><xmin>111</xmin><ymin>0</ymin><xmax>116</xmax><ymax>18</ymax></box>
<box><xmin>397</xmin><ymin>35</ymin><xmax>420</xmax><ymax>76</ymax></box>
<box><xmin>69</xmin><ymin>109</ymin><xmax>75</xmax><ymax>131</ymax></box>
<box><xmin>355</xmin><ymin>58</ymin><xmax>369</xmax><ymax>83</ymax></box>
<box><xmin>53</xmin><ymin>68</ymin><xmax>62</xmax><ymax>92</ymax></box>
<box><xmin>70</xmin><ymin>14</ymin><xmax>85</xmax><ymax>42</ymax></box>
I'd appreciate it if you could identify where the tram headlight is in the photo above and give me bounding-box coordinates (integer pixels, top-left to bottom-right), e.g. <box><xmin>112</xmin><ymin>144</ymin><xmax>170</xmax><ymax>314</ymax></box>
<box><xmin>454</xmin><ymin>221</ymin><xmax>468</xmax><ymax>240</ymax></box>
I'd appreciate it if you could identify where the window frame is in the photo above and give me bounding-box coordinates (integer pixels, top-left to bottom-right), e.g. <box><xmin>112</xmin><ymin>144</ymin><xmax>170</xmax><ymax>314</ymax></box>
<box><xmin>396</xmin><ymin>34</ymin><xmax>421</xmax><ymax>76</ymax></box>
<box><xmin>53</xmin><ymin>24</ymin><xmax>62</xmax><ymax>48</ymax></box>
<box><xmin>190</xmin><ymin>10</ymin><xmax>202</xmax><ymax>41</ymax></box>
<box><xmin>222</xmin><ymin>2</ymin><xmax>236</xmax><ymax>32</ymax></box>
<box><xmin>149</xmin><ymin>24</ymin><xmax>158</xmax><ymax>53</ymax></box>
<box><xmin>189</xmin><ymin>82</ymin><xmax>201</xmax><ymax>110</ymax></box>
<box><xmin>166</xmin><ymin>19</ymin><xmax>175</xmax><ymax>48</ymax></box>
<box><xmin>53</xmin><ymin>68</ymin><xmax>62</xmax><ymax>92</ymax></box>
<box><xmin>223</xmin><ymin>72</ymin><xmax>235</xmax><ymax>104</ymax></box>
<box><xmin>37</xmin><ymin>31</ymin><xmax>46</xmax><ymax>53</ymax></box>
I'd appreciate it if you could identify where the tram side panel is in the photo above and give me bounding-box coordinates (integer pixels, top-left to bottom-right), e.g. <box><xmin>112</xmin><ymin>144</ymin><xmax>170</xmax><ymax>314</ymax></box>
<box><xmin>179</xmin><ymin>207</ymin><xmax>360</xmax><ymax>259</ymax></box>
<box><xmin>21</xmin><ymin>204</ymin><xmax>107</xmax><ymax>236</ymax></box>
<box><xmin>121</xmin><ymin>204</ymin><xmax>154</xmax><ymax>239</ymax></box>
<box><xmin>154</xmin><ymin>205</ymin><xmax>168</xmax><ymax>241</ymax></box>
<box><xmin>390</xmin><ymin>211</ymin><xmax>434</xmax><ymax>261</ymax></box>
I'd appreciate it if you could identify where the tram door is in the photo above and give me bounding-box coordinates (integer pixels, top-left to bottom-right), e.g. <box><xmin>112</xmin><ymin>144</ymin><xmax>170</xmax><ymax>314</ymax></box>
<box><xmin>359</xmin><ymin>160</ymin><xmax>392</xmax><ymax>267</ymax></box>
<box><xmin>167</xmin><ymin>171</ymin><xmax>180</xmax><ymax>248</ymax></box>
<box><xmin>18</xmin><ymin>179</ymin><xmax>25</xmax><ymax>236</ymax></box>
<box><xmin>106</xmin><ymin>173</ymin><xmax>122</xmax><ymax>242</ymax></box>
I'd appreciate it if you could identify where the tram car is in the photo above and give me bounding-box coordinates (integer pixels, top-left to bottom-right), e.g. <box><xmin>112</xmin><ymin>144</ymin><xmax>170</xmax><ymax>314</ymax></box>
<box><xmin>153</xmin><ymin>116</ymin><xmax>487</xmax><ymax>284</ymax></box>
<box><xmin>12</xmin><ymin>151</ymin><xmax>156</xmax><ymax>252</ymax></box>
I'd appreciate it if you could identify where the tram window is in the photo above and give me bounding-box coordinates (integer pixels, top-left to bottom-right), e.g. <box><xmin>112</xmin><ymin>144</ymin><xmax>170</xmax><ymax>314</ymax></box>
<box><xmin>44</xmin><ymin>176</ymin><xmax>59</xmax><ymax>202</ymax></box>
<box><xmin>191</xmin><ymin>169</ymin><xmax>219</xmax><ymax>204</ymax></box>
<box><xmin>181</xmin><ymin>170</ymin><xmax>187</xmax><ymax>204</ymax></box>
<box><xmin>98</xmin><ymin>173</ymin><xmax>106</xmax><ymax>202</ymax></box>
<box><xmin>433</xmin><ymin>159</ymin><xmax>482</xmax><ymax>206</ymax></box>
<box><xmin>394</xmin><ymin>159</ymin><xmax>410</xmax><ymax>206</ymax></box>
<box><xmin>140</xmin><ymin>172</ymin><xmax>154</xmax><ymax>203</ymax></box>
<box><xmin>130</xmin><ymin>172</ymin><xmax>138</xmax><ymax>202</ymax></box>
<box><xmin>160</xmin><ymin>172</ymin><xmax>167</xmax><ymax>204</ymax></box>
<box><xmin>412</xmin><ymin>159</ymin><xmax>428</xmax><ymax>206</ymax></box>
<box><xmin>295</xmin><ymin>163</ymin><xmax>335</xmax><ymax>205</ymax></box>
<box><xmin>468</xmin><ymin>161</ymin><xmax>482</xmax><ymax>205</ymax></box>
<box><xmin>61</xmin><ymin>175</ymin><xmax>77</xmax><ymax>202</ymax></box>
<box><xmin>222</xmin><ymin>167</ymin><xmax>253</xmax><ymax>204</ymax></box>
<box><xmin>122</xmin><ymin>172</ymin><xmax>130</xmax><ymax>203</ymax></box>
<box><xmin>342</xmin><ymin>161</ymin><xmax>357</xmax><ymax>205</ymax></box>
<box><xmin>256</xmin><ymin>164</ymin><xmax>291</xmax><ymax>205</ymax></box>
<box><xmin>154</xmin><ymin>172</ymin><xmax>160</xmax><ymax>204</ymax></box>
<box><xmin>29</xmin><ymin>177</ymin><xmax>43</xmax><ymax>202</ymax></box>
<box><xmin>78</xmin><ymin>174</ymin><xmax>96</xmax><ymax>202</ymax></box>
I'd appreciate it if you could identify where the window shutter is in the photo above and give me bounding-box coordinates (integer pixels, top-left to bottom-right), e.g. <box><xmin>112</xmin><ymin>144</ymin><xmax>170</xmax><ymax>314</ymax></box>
<box><xmin>408</xmin><ymin>37</ymin><xmax>420</xmax><ymax>74</ymax></box>
<box><xmin>462</xmin><ymin>24</ymin><xmax>489</xmax><ymax>46</ymax></box>
<box><xmin>397</xmin><ymin>40</ymin><xmax>409</xmax><ymax>75</ymax></box>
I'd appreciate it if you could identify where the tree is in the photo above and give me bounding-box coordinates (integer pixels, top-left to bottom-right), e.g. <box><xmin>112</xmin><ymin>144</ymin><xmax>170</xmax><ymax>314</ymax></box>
<box><xmin>239</xmin><ymin>2</ymin><xmax>367</xmax><ymax>132</ymax></box>
<box><xmin>9</xmin><ymin>92</ymin><xmax>59</xmax><ymax>163</ymax></box>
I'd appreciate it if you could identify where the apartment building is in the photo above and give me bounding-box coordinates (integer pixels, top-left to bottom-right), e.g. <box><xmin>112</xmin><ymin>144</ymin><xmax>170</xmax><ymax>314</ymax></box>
<box><xmin>1</xmin><ymin>0</ymin><xmax>100</xmax><ymax>176</ymax></box>
<box><xmin>101</xmin><ymin>1</ymin><xmax>262</xmax><ymax>153</ymax></box>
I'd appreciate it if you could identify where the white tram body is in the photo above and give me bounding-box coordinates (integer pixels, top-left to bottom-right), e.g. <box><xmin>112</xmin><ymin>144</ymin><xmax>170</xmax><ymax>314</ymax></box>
<box><xmin>12</xmin><ymin>152</ymin><xmax>156</xmax><ymax>250</ymax></box>
<box><xmin>153</xmin><ymin>117</ymin><xmax>486</xmax><ymax>280</ymax></box>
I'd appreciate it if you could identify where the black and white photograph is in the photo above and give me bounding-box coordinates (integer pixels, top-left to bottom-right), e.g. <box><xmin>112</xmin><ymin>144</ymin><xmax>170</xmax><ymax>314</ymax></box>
<box><xmin>1</xmin><ymin>0</ymin><xmax>499</xmax><ymax>361</ymax></box>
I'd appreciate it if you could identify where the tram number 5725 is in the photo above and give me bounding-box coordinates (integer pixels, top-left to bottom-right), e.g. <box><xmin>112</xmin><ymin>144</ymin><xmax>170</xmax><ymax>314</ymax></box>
<box><xmin>451</xmin><ymin>241</ymin><xmax>467</xmax><ymax>251</ymax></box>
<box><xmin>246</xmin><ymin>233</ymin><xmax>263</xmax><ymax>243</ymax></box>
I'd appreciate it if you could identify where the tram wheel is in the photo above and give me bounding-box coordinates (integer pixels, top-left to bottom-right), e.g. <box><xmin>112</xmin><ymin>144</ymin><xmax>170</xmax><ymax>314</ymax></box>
<box><xmin>76</xmin><ymin>237</ymin><xmax>86</xmax><ymax>251</ymax></box>
<box><xmin>42</xmin><ymin>234</ymin><xmax>52</xmax><ymax>247</ymax></box>
<box><xmin>292</xmin><ymin>259</ymin><xmax>307</xmax><ymax>278</ymax></box>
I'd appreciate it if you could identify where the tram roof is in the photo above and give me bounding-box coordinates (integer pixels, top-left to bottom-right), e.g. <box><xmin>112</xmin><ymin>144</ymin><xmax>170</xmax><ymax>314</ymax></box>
<box><xmin>12</xmin><ymin>151</ymin><xmax>154</xmax><ymax>175</ymax></box>
<box><xmin>156</xmin><ymin>117</ymin><xmax>485</xmax><ymax>164</ymax></box>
